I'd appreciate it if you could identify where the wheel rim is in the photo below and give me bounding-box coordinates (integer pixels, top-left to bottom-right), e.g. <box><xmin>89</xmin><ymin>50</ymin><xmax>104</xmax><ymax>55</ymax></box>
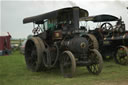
<box><xmin>115</xmin><ymin>46</ymin><xmax>128</xmax><ymax>65</ymax></box>
<box><xmin>60</xmin><ymin>51</ymin><xmax>76</xmax><ymax>78</ymax></box>
<box><xmin>87</xmin><ymin>49</ymin><xmax>103</xmax><ymax>75</ymax></box>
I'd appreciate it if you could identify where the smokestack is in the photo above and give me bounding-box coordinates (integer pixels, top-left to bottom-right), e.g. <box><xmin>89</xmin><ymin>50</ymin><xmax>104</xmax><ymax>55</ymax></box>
<box><xmin>73</xmin><ymin>7</ymin><xmax>79</xmax><ymax>30</ymax></box>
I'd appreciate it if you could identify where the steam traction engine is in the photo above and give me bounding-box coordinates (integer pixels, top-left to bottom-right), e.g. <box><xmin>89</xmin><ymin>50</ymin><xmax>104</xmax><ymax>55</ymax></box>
<box><xmin>80</xmin><ymin>14</ymin><xmax>128</xmax><ymax>65</ymax></box>
<box><xmin>23</xmin><ymin>7</ymin><xmax>103</xmax><ymax>77</ymax></box>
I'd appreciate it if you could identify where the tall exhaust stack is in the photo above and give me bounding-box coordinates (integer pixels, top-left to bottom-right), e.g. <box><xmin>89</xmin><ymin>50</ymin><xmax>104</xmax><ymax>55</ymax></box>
<box><xmin>73</xmin><ymin>7</ymin><xmax>79</xmax><ymax>30</ymax></box>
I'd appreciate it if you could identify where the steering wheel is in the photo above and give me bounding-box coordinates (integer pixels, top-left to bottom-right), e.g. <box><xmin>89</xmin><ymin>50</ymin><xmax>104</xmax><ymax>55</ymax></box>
<box><xmin>32</xmin><ymin>27</ymin><xmax>40</xmax><ymax>35</ymax></box>
<box><xmin>101</xmin><ymin>23</ymin><xmax>113</xmax><ymax>32</ymax></box>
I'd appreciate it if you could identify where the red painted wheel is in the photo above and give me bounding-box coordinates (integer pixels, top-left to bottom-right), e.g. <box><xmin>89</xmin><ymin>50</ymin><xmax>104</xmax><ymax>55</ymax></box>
<box><xmin>114</xmin><ymin>46</ymin><xmax>128</xmax><ymax>65</ymax></box>
<box><xmin>87</xmin><ymin>49</ymin><xmax>103</xmax><ymax>75</ymax></box>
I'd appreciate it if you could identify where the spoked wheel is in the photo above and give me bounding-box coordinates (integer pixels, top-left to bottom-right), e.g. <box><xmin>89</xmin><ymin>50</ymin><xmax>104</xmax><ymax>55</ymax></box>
<box><xmin>85</xmin><ymin>34</ymin><xmax>99</xmax><ymax>50</ymax></box>
<box><xmin>60</xmin><ymin>51</ymin><xmax>76</xmax><ymax>78</ymax></box>
<box><xmin>42</xmin><ymin>43</ymin><xmax>59</xmax><ymax>68</ymax></box>
<box><xmin>25</xmin><ymin>37</ymin><xmax>45</xmax><ymax>72</ymax></box>
<box><xmin>87</xmin><ymin>49</ymin><xmax>103</xmax><ymax>75</ymax></box>
<box><xmin>114</xmin><ymin>46</ymin><xmax>128</xmax><ymax>65</ymax></box>
<box><xmin>101</xmin><ymin>22</ymin><xmax>113</xmax><ymax>32</ymax></box>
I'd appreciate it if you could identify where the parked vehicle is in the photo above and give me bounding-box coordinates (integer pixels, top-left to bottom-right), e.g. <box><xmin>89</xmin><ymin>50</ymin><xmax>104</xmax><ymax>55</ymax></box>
<box><xmin>80</xmin><ymin>14</ymin><xmax>128</xmax><ymax>65</ymax></box>
<box><xmin>23</xmin><ymin>7</ymin><xmax>103</xmax><ymax>77</ymax></box>
<box><xmin>0</xmin><ymin>33</ymin><xmax>11</xmax><ymax>56</ymax></box>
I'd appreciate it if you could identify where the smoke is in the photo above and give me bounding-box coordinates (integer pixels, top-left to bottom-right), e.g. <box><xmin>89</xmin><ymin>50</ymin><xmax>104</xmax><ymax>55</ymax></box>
<box><xmin>111</xmin><ymin>0</ymin><xmax>128</xmax><ymax>29</ymax></box>
<box><xmin>116</xmin><ymin>0</ymin><xmax>128</xmax><ymax>8</ymax></box>
<box><xmin>68</xmin><ymin>0</ymin><xmax>77</xmax><ymax>7</ymax></box>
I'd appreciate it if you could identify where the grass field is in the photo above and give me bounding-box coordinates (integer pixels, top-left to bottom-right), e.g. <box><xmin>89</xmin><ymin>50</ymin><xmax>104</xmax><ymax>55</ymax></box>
<box><xmin>0</xmin><ymin>51</ymin><xmax>128</xmax><ymax>85</ymax></box>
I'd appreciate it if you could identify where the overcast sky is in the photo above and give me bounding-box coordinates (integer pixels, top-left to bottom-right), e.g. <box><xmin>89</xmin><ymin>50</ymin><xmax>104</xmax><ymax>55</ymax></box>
<box><xmin>1</xmin><ymin>0</ymin><xmax>128</xmax><ymax>38</ymax></box>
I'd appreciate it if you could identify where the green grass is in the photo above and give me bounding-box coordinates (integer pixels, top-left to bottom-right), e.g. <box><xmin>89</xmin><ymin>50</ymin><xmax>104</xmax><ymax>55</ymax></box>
<box><xmin>0</xmin><ymin>51</ymin><xmax>128</xmax><ymax>85</ymax></box>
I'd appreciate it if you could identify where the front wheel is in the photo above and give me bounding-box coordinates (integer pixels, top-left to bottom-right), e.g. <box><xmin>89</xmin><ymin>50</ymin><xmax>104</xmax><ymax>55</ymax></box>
<box><xmin>87</xmin><ymin>49</ymin><xmax>103</xmax><ymax>75</ymax></box>
<box><xmin>60</xmin><ymin>51</ymin><xmax>76</xmax><ymax>78</ymax></box>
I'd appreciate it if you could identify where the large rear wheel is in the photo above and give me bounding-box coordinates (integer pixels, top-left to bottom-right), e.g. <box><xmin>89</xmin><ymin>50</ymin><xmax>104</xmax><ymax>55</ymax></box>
<box><xmin>60</xmin><ymin>51</ymin><xmax>76</xmax><ymax>78</ymax></box>
<box><xmin>87</xmin><ymin>49</ymin><xmax>103</xmax><ymax>75</ymax></box>
<box><xmin>85</xmin><ymin>34</ymin><xmax>99</xmax><ymax>50</ymax></box>
<box><xmin>25</xmin><ymin>37</ymin><xmax>45</xmax><ymax>72</ymax></box>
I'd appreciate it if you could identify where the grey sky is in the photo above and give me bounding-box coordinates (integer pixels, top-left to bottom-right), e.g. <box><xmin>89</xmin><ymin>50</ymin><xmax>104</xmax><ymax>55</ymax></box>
<box><xmin>0</xmin><ymin>1</ymin><xmax>1</xmax><ymax>34</ymax></box>
<box><xmin>1</xmin><ymin>0</ymin><xmax>128</xmax><ymax>38</ymax></box>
